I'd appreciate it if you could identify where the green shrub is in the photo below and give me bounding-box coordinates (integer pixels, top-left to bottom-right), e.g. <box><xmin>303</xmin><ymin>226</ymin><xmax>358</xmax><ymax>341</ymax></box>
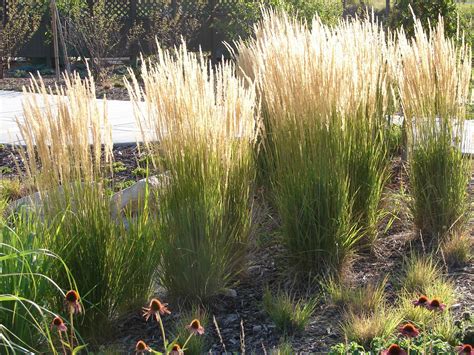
<box><xmin>390</xmin><ymin>0</ymin><xmax>460</xmax><ymax>38</ymax></box>
<box><xmin>263</xmin><ymin>288</ymin><xmax>317</xmax><ymax>334</ymax></box>
<box><xmin>269</xmin><ymin>0</ymin><xmax>343</xmax><ymax>25</ymax></box>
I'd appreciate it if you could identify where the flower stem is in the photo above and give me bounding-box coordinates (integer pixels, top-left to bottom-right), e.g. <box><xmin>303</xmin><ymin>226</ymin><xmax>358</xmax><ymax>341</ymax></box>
<box><xmin>58</xmin><ymin>331</ymin><xmax>67</xmax><ymax>355</ymax></box>
<box><xmin>157</xmin><ymin>313</ymin><xmax>167</xmax><ymax>353</ymax></box>
<box><xmin>182</xmin><ymin>333</ymin><xmax>194</xmax><ymax>349</ymax></box>
<box><xmin>69</xmin><ymin>311</ymin><xmax>74</xmax><ymax>350</ymax></box>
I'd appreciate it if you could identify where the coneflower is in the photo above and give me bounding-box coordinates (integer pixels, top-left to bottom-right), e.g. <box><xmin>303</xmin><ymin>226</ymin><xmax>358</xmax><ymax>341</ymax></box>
<box><xmin>381</xmin><ymin>344</ymin><xmax>407</xmax><ymax>355</ymax></box>
<box><xmin>135</xmin><ymin>340</ymin><xmax>150</xmax><ymax>353</ymax></box>
<box><xmin>170</xmin><ymin>343</ymin><xmax>184</xmax><ymax>355</ymax></box>
<box><xmin>186</xmin><ymin>319</ymin><xmax>205</xmax><ymax>335</ymax></box>
<box><xmin>412</xmin><ymin>295</ymin><xmax>429</xmax><ymax>307</ymax></box>
<box><xmin>426</xmin><ymin>298</ymin><xmax>446</xmax><ymax>311</ymax></box>
<box><xmin>142</xmin><ymin>298</ymin><xmax>171</xmax><ymax>322</ymax></box>
<box><xmin>456</xmin><ymin>344</ymin><xmax>473</xmax><ymax>355</ymax></box>
<box><xmin>399</xmin><ymin>323</ymin><xmax>420</xmax><ymax>338</ymax></box>
<box><xmin>65</xmin><ymin>290</ymin><xmax>82</xmax><ymax>315</ymax></box>
<box><xmin>50</xmin><ymin>316</ymin><xmax>67</xmax><ymax>332</ymax></box>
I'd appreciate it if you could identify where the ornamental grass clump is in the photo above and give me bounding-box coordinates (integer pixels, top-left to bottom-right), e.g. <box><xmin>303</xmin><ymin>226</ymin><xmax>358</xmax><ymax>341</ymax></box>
<box><xmin>17</xmin><ymin>72</ymin><xmax>112</xmax><ymax>192</ymax></box>
<box><xmin>14</xmin><ymin>73</ymin><xmax>163</xmax><ymax>343</ymax></box>
<box><xmin>127</xmin><ymin>43</ymin><xmax>259</xmax><ymax>302</ymax></box>
<box><xmin>236</xmin><ymin>10</ymin><xmax>395</xmax><ymax>270</ymax></box>
<box><xmin>395</xmin><ymin>18</ymin><xmax>472</xmax><ymax>244</ymax></box>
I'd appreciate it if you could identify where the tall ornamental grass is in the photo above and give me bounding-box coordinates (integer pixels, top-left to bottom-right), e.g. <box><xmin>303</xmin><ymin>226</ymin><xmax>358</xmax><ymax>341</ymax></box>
<box><xmin>17</xmin><ymin>73</ymin><xmax>112</xmax><ymax>191</ymax></box>
<box><xmin>15</xmin><ymin>74</ymin><xmax>163</xmax><ymax>342</ymax></box>
<box><xmin>236</xmin><ymin>11</ymin><xmax>395</xmax><ymax>270</ymax></box>
<box><xmin>396</xmin><ymin>19</ymin><xmax>472</xmax><ymax>243</ymax></box>
<box><xmin>127</xmin><ymin>44</ymin><xmax>259</xmax><ymax>302</ymax></box>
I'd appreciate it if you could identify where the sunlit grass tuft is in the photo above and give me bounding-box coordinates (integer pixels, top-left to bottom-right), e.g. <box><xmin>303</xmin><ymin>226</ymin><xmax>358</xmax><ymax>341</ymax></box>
<box><xmin>399</xmin><ymin>254</ymin><xmax>442</xmax><ymax>294</ymax></box>
<box><xmin>127</xmin><ymin>42</ymin><xmax>259</xmax><ymax>302</ymax></box>
<box><xmin>325</xmin><ymin>277</ymin><xmax>387</xmax><ymax>315</ymax></box>
<box><xmin>341</xmin><ymin>306</ymin><xmax>402</xmax><ymax>348</ymax></box>
<box><xmin>263</xmin><ymin>288</ymin><xmax>318</xmax><ymax>335</ymax></box>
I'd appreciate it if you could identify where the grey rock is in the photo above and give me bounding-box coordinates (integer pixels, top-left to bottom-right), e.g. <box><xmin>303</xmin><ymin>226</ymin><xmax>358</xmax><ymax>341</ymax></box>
<box><xmin>110</xmin><ymin>173</ymin><xmax>170</xmax><ymax>217</ymax></box>
<box><xmin>221</xmin><ymin>288</ymin><xmax>238</xmax><ymax>298</ymax></box>
<box><xmin>223</xmin><ymin>314</ymin><xmax>239</xmax><ymax>325</ymax></box>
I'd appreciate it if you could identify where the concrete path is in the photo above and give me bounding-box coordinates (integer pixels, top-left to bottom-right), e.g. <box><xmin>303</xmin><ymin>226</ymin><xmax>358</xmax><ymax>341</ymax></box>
<box><xmin>0</xmin><ymin>90</ymin><xmax>141</xmax><ymax>145</ymax></box>
<box><xmin>1</xmin><ymin>89</ymin><xmax>474</xmax><ymax>153</ymax></box>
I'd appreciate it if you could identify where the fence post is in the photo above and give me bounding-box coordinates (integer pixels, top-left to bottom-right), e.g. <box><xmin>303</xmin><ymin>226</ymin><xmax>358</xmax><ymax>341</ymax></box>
<box><xmin>51</xmin><ymin>0</ymin><xmax>60</xmax><ymax>80</ymax></box>
<box><xmin>0</xmin><ymin>0</ymin><xmax>5</xmax><ymax>78</ymax></box>
<box><xmin>130</xmin><ymin>0</ymin><xmax>137</xmax><ymax>62</ymax></box>
<box><xmin>209</xmin><ymin>0</ymin><xmax>216</xmax><ymax>62</ymax></box>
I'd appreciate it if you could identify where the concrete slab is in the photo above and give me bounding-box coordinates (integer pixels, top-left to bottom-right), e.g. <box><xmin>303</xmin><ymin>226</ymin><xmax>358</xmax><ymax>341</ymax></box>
<box><xmin>0</xmin><ymin>90</ymin><xmax>141</xmax><ymax>145</ymax></box>
<box><xmin>1</xmin><ymin>89</ymin><xmax>474</xmax><ymax>153</ymax></box>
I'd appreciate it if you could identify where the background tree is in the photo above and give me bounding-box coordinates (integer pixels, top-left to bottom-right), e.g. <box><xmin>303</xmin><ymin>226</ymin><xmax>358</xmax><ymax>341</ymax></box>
<box><xmin>63</xmin><ymin>0</ymin><xmax>124</xmax><ymax>82</ymax></box>
<box><xmin>390</xmin><ymin>0</ymin><xmax>459</xmax><ymax>37</ymax></box>
<box><xmin>129</xmin><ymin>0</ymin><xmax>207</xmax><ymax>54</ymax></box>
<box><xmin>0</xmin><ymin>0</ymin><xmax>42</xmax><ymax>78</ymax></box>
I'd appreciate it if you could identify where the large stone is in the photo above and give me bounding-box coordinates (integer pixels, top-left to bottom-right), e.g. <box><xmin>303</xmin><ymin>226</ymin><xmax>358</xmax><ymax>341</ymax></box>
<box><xmin>110</xmin><ymin>173</ymin><xmax>170</xmax><ymax>217</ymax></box>
<box><xmin>6</xmin><ymin>173</ymin><xmax>170</xmax><ymax>219</ymax></box>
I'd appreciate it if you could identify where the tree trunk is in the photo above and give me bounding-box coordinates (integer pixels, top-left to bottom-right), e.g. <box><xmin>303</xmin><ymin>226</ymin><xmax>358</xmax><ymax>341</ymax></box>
<box><xmin>386</xmin><ymin>0</ymin><xmax>390</xmax><ymax>18</ymax></box>
<box><xmin>0</xmin><ymin>57</ymin><xmax>4</xmax><ymax>79</ymax></box>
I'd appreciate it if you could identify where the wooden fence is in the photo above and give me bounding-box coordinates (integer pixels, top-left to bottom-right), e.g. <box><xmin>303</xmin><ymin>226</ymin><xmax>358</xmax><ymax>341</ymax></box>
<box><xmin>0</xmin><ymin>0</ymin><xmax>245</xmax><ymax>62</ymax></box>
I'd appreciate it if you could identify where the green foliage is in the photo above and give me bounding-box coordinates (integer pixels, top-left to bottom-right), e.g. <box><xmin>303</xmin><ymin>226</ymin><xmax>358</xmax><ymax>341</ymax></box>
<box><xmin>132</xmin><ymin>167</ymin><xmax>147</xmax><ymax>178</ymax></box>
<box><xmin>269</xmin><ymin>0</ymin><xmax>343</xmax><ymax>25</ymax></box>
<box><xmin>114</xmin><ymin>180</ymin><xmax>135</xmax><ymax>192</ymax></box>
<box><xmin>1</xmin><ymin>215</ymin><xmax>77</xmax><ymax>353</ymax></box>
<box><xmin>410</xmin><ymin>130</ymin><xmax>470</xmax><ymax>243</ymax></box>
<box><xmin>325</xmin><ymin>277</ymin><xmax>387</xmax><ymax>315</ymax></box>
<box><xmin>212</xmin><ymin>0</ymin><xmax>262</xmax><ymax>43</ymax></box>
<box><xmin>329</xmin><ymin>341</ymin><xmax>366</xmax><ymax>355</ymax></box>
<box><xmin>390</xmin><ymin>0</ymin><xmax>459</xmax><ymax>37</ymax></box>
<box><xmin>386</xmin><ymin>123</ymin><xmax>403</xmax><ymax>156</ymax></box>
<box><xmin>173</xmin><ymin>307</ymin><xmax>209</xmax><ymax>355</ymax></box>
<box><xmin>130</xmin><ymin>0</ymin><xmax>207</xmax><ymax>52</ymax></box>
<box><xmin>0</xmin><ymin>0</ymin><xmax>42</xmax><ymax>59</ymax></box>
<box><xmin>0</xmin><ymin>179</ymin><xmax>22</xmax><ymax>202</ymax></box>
<box><xmin>0</xmin><ymin>166</ymin><xmax>13</xmax><ymax>175</ymax></box>
<box><xmin>341</xmin><ymin>306</ymin><xmax>402</xmax><ymax>347</ymax></box>
<box><xmin>399</xmin><ymin>254</ymin><xmax>441</xmax><ymax>294</ymax></box>
<box><xmin>272</xmin><ymin>121</ymin><xmax>360</xmax><ymax>272</ymax></box>
<box><xmin>332</xmin><ymin>333</ymin><xmax>459</xmax><ymax>354</ymax></box>
<box><xmin>263</xmin><ymin>288</ymin><xmax>317</xmax><ymax>334</ymax></box>
<box><xmin>36</xmin><ymin>184</ymin><xmax>162</xmax><ymax>342</ymax></box>
<box><xmin>441</xmin><ymin>233</ymin><xmax>473</xmax><ymax>268</ymax></box>
<box><xmin>344</xmin><ymin>119</ymin><xmax>390</xmax><ymax>248</ymax></box>
<box><xmin>112</xmin><ymin>162</ymin><xmax>127</xmax><ymax>173</ymax></box>
<box><xmin>458</xmin><ymin>3</ymin><xmax>474</xmax><ymax>53</ymax></box>
<box><xmin>214</xmin><ymin>0</ymin><xmax>343</xmax><ymax>45</ymax></box>
<box><xmin>157</xmin><ymin>143</ymin><xmax>255</xmax><ymax>302</ymax></box>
